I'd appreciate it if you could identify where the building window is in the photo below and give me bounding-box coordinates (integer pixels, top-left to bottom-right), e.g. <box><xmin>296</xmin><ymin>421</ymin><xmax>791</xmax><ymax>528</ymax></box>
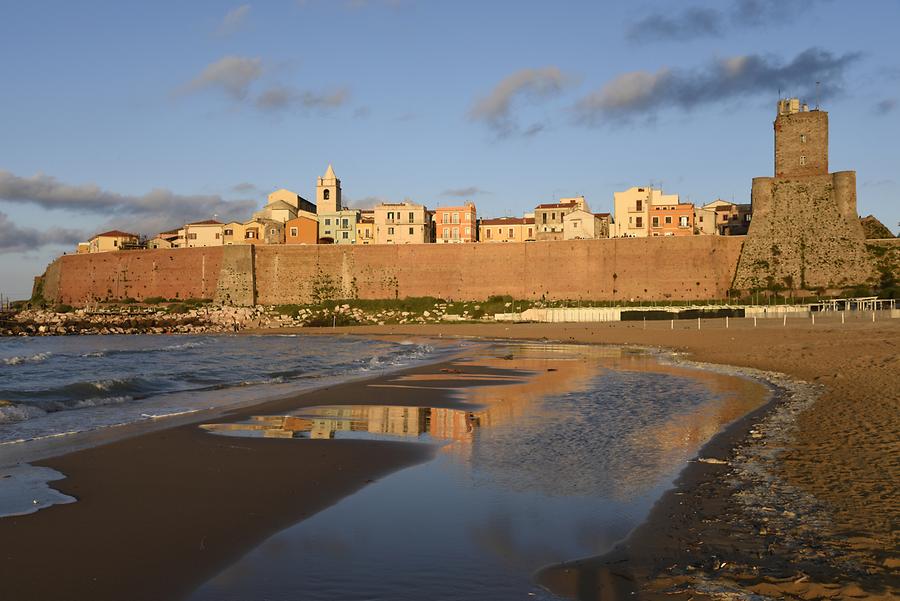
<box><xmin>388</xmin><ymin>227</ymin><xmax>394</xmax><ymax>235</ymax></box>
<box><xmin>452</xmin><ymin>213</ymin><xmax>459</xmax><ymax>224</ymax></box>
<box><xmin>508</xmin><ymin>228</ymin><xmax>513</xmax><ymax>238</ymax></box>
<box><xmin>324</xmin><ymin>218</ymin><xmax>331</xmax><ymax>225</ymax></box>
<box><xmin>224</xmin><ymin>229</ymin><xmax>233</xmax><ymax>235</ymax></box>
<box><xmin>465</xmin><ymin>227</ymin><xmax>470</xmax><ymax>236</ymax></box>
<box><xmin>342</xmin><ymin>231</ymin><xmax>349</xmax><ymax>239</ymax></box>
<box><xmin>486</xmin><ymin>229</ymin><xmax>491</xmax><ymax>239</ymax></box>
<box><xmin>290</xmin><ymin>227</ymin><xmax>298</xmax><ymax>237</ymax></box>
<box><xmin>270</xmin><ymin>229</ymin><xmax>277</xmax><ymax>235</ymax></box>
<box><xmin>800</xmin><ymin>155</ymin><xmax>807</xmax><ymax>166</ymax></box>
<box><xmin>408</xmin><ymin>212</ymin><xmax>414</xmax><ymax>223</ymax></box>
<box><xmin>442</xmin><ymin>213</ymin><xmax>449</xmax><ymax>224</ymax></box>
<box><xmin>443</xmin><ymin>227</ymin><xmax>449</xmax><ymax>238</ymax></box>
<box><xmin>698</xmin><ymin>216</ymin><xmax>703</xmax><ymax>223</ymax></box>
<box><xmin>215</xmin><ymin>233</ymin><xmax>220</xmax><ymax>239</ymax></box>
<box><xmin>652</xmin><ymin>217</ymin><xmax>659</xmax><ymax>227</ymax></box>
<box><xmin>342</xmin><ymin>218</ymin><xmax>349</xmax><ymax>228</ymax></box>
<box><xmin>527</xmin><ymin>227</ymin><xmax>533</xmax><ymax>238</ymax></box>
<box><xmin>453</xmin><ymin>227</ymin><xmax>459</xmax><ymax>239</ymax></box>
<box><xmin>745</xmin><ymin>214</ymin><xmax>752</xmax><ymax>222</ymax></box>
<box><xmin>188</xmin><ymin>233</ymin><xmax>197</xmax><ymax>240</ymax></box>
<box><xmin>542</xmin><ymin>213</ymin><xmax>547</xmax><ymax>224</ymax></box>
<box><xmin>113</xmin><ymin>240</ymin><xmax>118</xmax><ymax>246</ymax></box>
<box><xmin>665</xmin><ymin>216</ymin><xmax>672</xmax><ymax>225</ymax></box>
<box><xmin>246</xmin><ymin>231</ymin><xmax>256</xmax><ymax>239</ymax></box>
<box><xmin>408</xmin><ymin>227</ymin><xmax>414</xmax><ymax>235</ymax></box>
<box><xmin>323</xmin><ymin>189</ymin><xmax>330</xmax><ymax>200</ymax></box>
<box><xmin>679</xmin><ymin>216</ymin><xmax>689</xmax><ymax>227</ymax></box>
<box><xmin>636</xmin><ymin>200</ymin><xmax>642</xmax><ymax>211</ymax></box>
<box><xmin>465</xmin><ymin>213</ymin><xmax>471</xmax><ymax>221</ymax></box>
<box><xmin>636</xmin><ymin>217</ymin><xmax>643</xmax><ymax>228</ymax></box>
<box><xmin>800</xmin><ymin>134</ymin><xmax>806</xmax><ymax>143</ymax></box>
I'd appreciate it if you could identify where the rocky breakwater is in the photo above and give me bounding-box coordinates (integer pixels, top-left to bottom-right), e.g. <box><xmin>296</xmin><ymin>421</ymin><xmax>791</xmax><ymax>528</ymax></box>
<box><xmin>1</xmin><ymin>305</ymin><xmax>269</xmax><ymax>336</ymax></box>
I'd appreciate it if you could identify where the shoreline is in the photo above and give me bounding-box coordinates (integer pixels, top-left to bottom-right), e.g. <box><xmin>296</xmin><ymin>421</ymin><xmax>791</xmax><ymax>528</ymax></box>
<box><xmin>1</xmin><ymin>321</ymin><xmax>896</xmax><ymax>599</ymax></box>
<box><xmin>253</xmin><ymin>320</ymin><xmax>899</xmax><ymax>599</ymax></box>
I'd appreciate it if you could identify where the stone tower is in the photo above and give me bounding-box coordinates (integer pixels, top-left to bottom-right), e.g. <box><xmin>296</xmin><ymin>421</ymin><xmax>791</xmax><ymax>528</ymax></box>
<box><xmin>774</xmin><ymin>98</ymin><xmax>828</xmax><ymax>177</ymax></box>
<box><xmin>316</xmin><ymin>164</ymin><xmax>342</xmax><ymax>213</ymax></box>
<box><xmin>733</xmin><ymin>99</ymin><xmax>871</xmax><ymax>291</ymax></box>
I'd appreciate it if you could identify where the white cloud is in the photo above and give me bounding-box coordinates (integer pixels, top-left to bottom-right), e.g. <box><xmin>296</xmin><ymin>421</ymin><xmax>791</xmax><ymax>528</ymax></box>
<box><xmin>470</xmin><ymin>67</ymin><xmax>574</xmax><ymax>137</ymax></box>
<box><xmin>179</xmin><ymin>56</ymin><xmax>263</xmax><ymax>100</ymax></box>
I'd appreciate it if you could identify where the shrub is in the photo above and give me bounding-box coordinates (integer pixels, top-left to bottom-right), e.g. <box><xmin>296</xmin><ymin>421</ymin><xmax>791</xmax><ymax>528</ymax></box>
<box><xmin>54</xmin><ymin>304</ymin><xmax>74</xmax><ymax>314</ymax></box>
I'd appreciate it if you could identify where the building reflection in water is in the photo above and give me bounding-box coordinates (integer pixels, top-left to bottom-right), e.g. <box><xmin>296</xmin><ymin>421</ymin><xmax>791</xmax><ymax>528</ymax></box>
<box><xmin>200</xmin><ymin>343</ymin><xmax>768</xmax><ymax>503</ymax></box>
<box><xmin>201</xmin><ymin>405</ymin><xmax>480</xmax><ymax>444</ymax></box>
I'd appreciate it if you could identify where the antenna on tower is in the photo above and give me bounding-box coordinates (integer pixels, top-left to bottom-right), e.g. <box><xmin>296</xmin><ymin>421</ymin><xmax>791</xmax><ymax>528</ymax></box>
<box><xmin>815</xmin><ymin>81</ymin><xmax>820</xmax><ymax>109</ymax></box>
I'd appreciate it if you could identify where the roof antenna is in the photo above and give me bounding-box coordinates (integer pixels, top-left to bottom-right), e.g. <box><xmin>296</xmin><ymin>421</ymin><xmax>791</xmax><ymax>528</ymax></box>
<box><xmin>815</xmin><ymin>81</ymin><xmax>820</xmax><ymax>109</ymax></box>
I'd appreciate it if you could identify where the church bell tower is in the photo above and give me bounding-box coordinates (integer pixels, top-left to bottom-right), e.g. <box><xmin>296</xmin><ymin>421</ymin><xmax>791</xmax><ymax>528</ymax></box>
<box><xmin>316</xmin><ymin>164</ymin><xmax>342</xmax><ymax>213</ymax></box>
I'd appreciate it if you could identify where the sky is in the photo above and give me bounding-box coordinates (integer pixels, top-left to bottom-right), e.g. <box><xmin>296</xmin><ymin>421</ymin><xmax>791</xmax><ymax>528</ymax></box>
<box><xmin>1</xmin><ymin>0</ymin><xmax>898</xmax><ymax>299</ymax></box>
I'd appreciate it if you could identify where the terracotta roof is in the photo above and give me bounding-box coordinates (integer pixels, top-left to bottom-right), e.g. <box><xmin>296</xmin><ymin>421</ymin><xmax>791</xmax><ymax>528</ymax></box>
<box><xmin>594</xmin><ymin>212</ymin><xmax>610</xmax><ymax>217</ymax></box>
<box><xmin>535</xmin><ymin>201</ymin><xmax>577</xmax><ymax>209</ymax></box>
<box><xmin>92</xmin><ymin>230</ymin><xmax>138</xmax><ymax>239</ymax></box>
<box><xmin>186</xmin><ymin>219</ymin><xmax>223</xmax><ymax>225</ymax></box>
<box><xmin>480</xmin><ymin>217</ymin><xmax>530</xmax><ymax>226</ymax></box>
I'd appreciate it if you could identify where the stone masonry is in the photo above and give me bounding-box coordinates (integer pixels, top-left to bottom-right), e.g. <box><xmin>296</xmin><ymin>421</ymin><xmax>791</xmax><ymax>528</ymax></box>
<box><xmin>733</xmin><ymin>100</ymin><xmax>872</xmax><ymax>290</ymax></box>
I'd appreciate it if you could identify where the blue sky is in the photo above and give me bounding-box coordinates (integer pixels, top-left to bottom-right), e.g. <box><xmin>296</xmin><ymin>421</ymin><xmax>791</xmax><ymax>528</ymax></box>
<box><xmin>1</xmin><ymin>0</ymin><xmax>898</xmax><ymax>299</ymax></box>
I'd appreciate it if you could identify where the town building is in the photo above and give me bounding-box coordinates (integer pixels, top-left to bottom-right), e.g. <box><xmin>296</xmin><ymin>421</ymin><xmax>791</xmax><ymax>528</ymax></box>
<box><xmin>695</xmin><ymin>200</ymin><xmax>752</xmax><ymax>235</ymax></box>
<box><xmin>315</xmin><ymin>164</ymin><xmax>358</xmax><ymax>244</ymax></box>
<box><xmin>434</xmin><ymin>202</ymin><xmax>477</xmax><ymax>243</ymax></box>
<box><xmin>373</xmin><ymin>201</ymin><xmax>430</xmax><ymax>244</ymax></box>
<box><xmin>612</xmin><ymin>187</ymin><xmax>679</xmax><ymax>237</ymax></box>
<box><xmin>241</xmin><ymin>219</ymin><xmax>284</xmax><ymax>245</ymax></box>
<box><xmin>76</xmin><ymin>242</ymin><xmax>90</xmax><ymax>254</ymax></box>
<box><xmin>534</xmin><ymin>196</ymin><xmax>587</xmax><ymax>241</ymax></box>
<box><xmin>184</xmin><ymin>220</ymin><xmax>224</xmax><ymax>247</ymax></box>
<box><xmin>563</xmin><ymin>210</ymin><xmax>611</xmax><ymax>240</ymax></box>
<box><xmin>285</xmin><ymin>215</ymin><xmax>318</xmax><ymax>244</ymax></box>
<box><xmin>478</xmin><ymin>216</ymin><xmax>535</xmax><ymax>243</ymax></box>
<box><xmin>356</xmin><ymin>210</ymin><xmax>375</xmax><ymax>245</ymax></box>
<box><xmin>648</xmin><ymin>203</ymin><xmax>695</xmax><ymax>236</ymax></box>
<box><xmin>88</xmin><ymin>230</ymin><xmax>141</xmax><ymax>253</ymax></box>
<box><xmin>149</xmin><ymin>229</ymin><xmax>181</xmax><ymax>249</ymax></box>
<box><xmin>267</xmin><ymin>188</ymin><xmax>316</xmax><ymax>214</ymax></box>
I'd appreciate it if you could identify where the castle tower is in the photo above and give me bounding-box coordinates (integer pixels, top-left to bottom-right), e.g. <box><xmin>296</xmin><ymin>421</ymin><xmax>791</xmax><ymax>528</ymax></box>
<box><xmin>774</xmin><ymin>99</ymin><xmax>828</xmax><ymax>177</ymax></box>
<box><xmin>316</xmin><ymin>164</ymin><xmax>342</xmax><ymax>213</ymax></box>
<box><xmin>733</xmin><ymin>99</ymin><xmax>870</xmax><ymax>291</ymax></box>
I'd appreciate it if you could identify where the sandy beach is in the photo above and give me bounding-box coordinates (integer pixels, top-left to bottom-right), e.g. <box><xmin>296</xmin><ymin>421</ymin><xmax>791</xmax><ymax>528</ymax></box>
<box><xmin>261</xmin><ymin>316</ymin><xmax>900</xmax><ymax>600</ymax></box>
<box><xmin>1</xmin><ymin>316</ymin><xmax>897</xmax><ymax>600</ymax></box>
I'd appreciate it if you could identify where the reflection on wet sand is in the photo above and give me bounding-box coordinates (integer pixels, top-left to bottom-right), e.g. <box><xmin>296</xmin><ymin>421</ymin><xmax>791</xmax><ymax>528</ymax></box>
<box><xmin>190</xmin><ymin>343</ymin><xmax>771</xmax><ymax>601</ymax></box>
<box><xmin>201</xmin><ymin>405</ymin><xmax>479</xmax><ymax>442</ymax></box>
<box><xmin>200</xmin><ymin>344</ymin><xmax>768</xmax><ymax>503</ymax></box>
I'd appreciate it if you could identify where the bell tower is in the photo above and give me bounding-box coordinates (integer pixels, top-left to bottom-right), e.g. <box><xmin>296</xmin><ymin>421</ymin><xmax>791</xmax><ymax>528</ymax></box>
<box><xmin>316</xmin><ymin>164</ymin><xmax>342</xmax><ymax>213</ymax></box>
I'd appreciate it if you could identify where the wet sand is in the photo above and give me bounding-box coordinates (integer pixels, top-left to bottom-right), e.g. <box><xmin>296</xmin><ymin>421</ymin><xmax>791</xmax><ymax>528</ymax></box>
<box><xmin>265</xmin><ymin>317</ymin><xmax>900</xmax><ymax>600</ymax></box>
<box><xmin>0</xmin><ymin>358</ymin><xmax>537</xmax><ymax>601</ymax></box>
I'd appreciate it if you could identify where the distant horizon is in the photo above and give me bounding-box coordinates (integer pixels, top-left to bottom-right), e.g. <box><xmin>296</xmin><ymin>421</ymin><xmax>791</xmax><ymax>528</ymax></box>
<box><xmin>2</xmin><ymin>1</ymin><xmax>898</xmax><ymax>298</ymax></box>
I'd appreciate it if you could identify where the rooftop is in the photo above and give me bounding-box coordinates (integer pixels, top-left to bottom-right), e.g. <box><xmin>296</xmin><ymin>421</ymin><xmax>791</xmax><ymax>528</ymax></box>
<box><xmin>92</xmin><ymin>230</ymin><xmax>138</xmax><ymax>239</ymax></box>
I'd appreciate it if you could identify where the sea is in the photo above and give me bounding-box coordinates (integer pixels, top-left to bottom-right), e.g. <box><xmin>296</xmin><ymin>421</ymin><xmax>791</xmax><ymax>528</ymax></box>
<box><xmin>0</xmin><ymin>334</ymin><xmax>443</xmax><ymax>455</ymax></box>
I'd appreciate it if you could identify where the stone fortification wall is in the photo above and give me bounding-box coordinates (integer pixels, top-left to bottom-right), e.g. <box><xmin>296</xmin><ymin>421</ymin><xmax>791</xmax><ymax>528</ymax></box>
<box><xmin>39</xmin><ymin>236</ymin><xmax>746</xmax><ymax>306</ymax></box>
<box><xmin>734</xmin><ymin>171</ymin><xmax>872</xmax><ymax>290</ymax></box>
<box><xmin>40</xmin><ymin>247</ymin><xmax>224</xmax><ymax>305</ymax></box>
<box><xmin>251</xmin><ymin>236</ymin><xmax>745</xmax><ymax>304</ymax></box>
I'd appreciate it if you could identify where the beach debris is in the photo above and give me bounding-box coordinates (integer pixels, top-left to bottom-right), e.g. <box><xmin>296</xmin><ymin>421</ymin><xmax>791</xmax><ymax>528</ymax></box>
<box><xmin>697</xmin><ymin>457</ymin><xmax>729</xmax><ymax>465</ymax></box>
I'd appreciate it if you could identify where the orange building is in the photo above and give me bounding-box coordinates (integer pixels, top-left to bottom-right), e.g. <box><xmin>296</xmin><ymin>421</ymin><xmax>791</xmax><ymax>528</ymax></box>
<box><xmin>434</xmin><ymin>202</ymin><xmax>476</xmax><ymax>243</ymax></box>
<box><xmin>285</xmin><ymin>215</ymin><xmax>318</xmax><ymax>244</ymax></box>
<box><xmin>649</xmin><ymin>203</ymin><xmax>695</xmax><ymax>236</ymax></box>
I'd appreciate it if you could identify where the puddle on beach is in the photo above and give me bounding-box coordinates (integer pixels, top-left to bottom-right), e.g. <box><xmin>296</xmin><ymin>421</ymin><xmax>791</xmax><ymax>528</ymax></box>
<box><xmin>190</xmin><ymin>344</ymin><xmax>768</xmax><ymax>601</ymax></box>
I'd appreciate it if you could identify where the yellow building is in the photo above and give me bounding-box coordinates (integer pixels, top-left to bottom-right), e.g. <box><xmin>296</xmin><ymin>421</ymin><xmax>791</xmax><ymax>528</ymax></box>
<box><xmin>534</xmin><ymin>197</ymin><xmax>588</xmax><ymax>241</ymax></box>
<box><xmin>373</xmin><ymin>201</ymin><xmax>430</xmax><ymax>244</ymax></box>
<box><xmin>356</xmin><ymin>210</ymin><xmax>375</xmax><ymax>244</ymax></box>
<box><xmin>612</xmin><ymin>187</ymin><xmax>680</xmax><ymax>238</ymax></box>
<box><xmin>88</xmin><ymin>230</ymin><xmax>140</xmax><ymax>253</ymax></box>
<box><xmin>478</xmin><ymin>216</ymin><xmax>535</xmax><ymax>242</ymax></box>
<box><xmin>184</xmin><ymin>220</ymin><xmax>224</xmax><ymax>247</ymax></box>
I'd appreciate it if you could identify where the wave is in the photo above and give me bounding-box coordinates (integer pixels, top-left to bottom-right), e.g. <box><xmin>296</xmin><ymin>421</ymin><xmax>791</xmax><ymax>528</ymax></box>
<box><xmin>79</xmin><ymin>340</ymin><xmax>205</xmax><ymax>359</ymax></box>
<box><xmin>0</xmin><ymin>403</ymin><xmax>48</xmax><ymax>424</ymax></box>
<box><xmin>2</xmin><ymin>352</ymin><xmax>53</xmax><ymax>366</ymax></box>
